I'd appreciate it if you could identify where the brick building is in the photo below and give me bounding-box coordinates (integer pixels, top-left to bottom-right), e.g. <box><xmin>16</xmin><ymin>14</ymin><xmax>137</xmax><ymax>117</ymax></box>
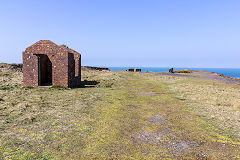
<box><xmin>22</xmin><ymin>40</ymin><xmax>81</xmax><ymax>88</ymax></box>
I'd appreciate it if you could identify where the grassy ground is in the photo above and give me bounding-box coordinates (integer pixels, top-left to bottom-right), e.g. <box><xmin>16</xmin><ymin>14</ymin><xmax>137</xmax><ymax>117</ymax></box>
<box><xmin>0</xmin><ymin>66</ymin><xmax>240</xmax><ymax>159</ymax></box>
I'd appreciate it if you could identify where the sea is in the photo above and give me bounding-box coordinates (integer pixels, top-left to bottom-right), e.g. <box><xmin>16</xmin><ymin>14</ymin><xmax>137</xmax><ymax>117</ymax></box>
<box><xmin>108</xmin><ymin>67</ymin><xmax>240</xmax><ymax>78</ymax></box>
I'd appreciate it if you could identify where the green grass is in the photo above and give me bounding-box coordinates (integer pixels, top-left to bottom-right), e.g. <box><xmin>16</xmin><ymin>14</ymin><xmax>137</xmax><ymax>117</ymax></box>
<box><xmin>0</xmin><ymin>67</ymin><xmax>240</xmax><ymax>159</ymax></box>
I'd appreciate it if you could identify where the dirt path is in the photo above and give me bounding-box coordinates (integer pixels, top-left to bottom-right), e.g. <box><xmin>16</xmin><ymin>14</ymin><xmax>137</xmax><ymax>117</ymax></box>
<box><xmin>1</xmin><ymin>69</ymin><xmax>240</xmax><ymax>159</ymax></box>
<box><xmin>78</xmin><ymin>77</ymin><xmax>240</xmax><ymax>159</ymax></box>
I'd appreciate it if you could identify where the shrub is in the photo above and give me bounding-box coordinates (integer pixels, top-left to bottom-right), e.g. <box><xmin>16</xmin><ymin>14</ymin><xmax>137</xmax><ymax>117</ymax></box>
<box><xmin>0</xmin><ymin>86</ymin><xmax>12</xmax><ymax>90</ymax></box>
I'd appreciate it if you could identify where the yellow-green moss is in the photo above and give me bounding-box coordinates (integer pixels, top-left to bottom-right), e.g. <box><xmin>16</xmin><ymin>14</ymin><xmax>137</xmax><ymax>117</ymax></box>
<box><xmin>0</xmin><ymin>68</ymin><xmax>240</xmax><ymax>159</ymax></box>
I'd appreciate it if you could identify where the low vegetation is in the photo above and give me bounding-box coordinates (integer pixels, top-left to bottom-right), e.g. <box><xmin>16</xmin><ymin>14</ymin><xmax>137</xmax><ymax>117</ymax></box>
<box><xmin>0</xmin><ymin>64</ymin><xmax>239</xmax><ymax>159</ymax></box>
<box><xmin>171</xmin><ymin>77</ymin><xmax>240</xmax><ymax>139</ymax></box>
<box><xmin>174</xmin><ymin>69</ymin><xmax>192</xmax><ymax>73</ymax></box>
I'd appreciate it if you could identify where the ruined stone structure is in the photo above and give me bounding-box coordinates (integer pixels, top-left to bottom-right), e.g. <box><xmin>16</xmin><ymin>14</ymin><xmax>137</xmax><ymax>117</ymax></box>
<box><xmin>126</xmin><ymin>68</ymin><xmax>141</xmax><ymax>72</ymax></box>
<box><xmin>22</xmin><ymin>40</ymin><xmax>81</xmax><ymax>88</ymax></box>
<box><xmin>126</xmin><ymin>69</ymin><xmax>135</xmax><ymax>72</ymax></box>
<box><xmin>135</xmin><ymin>69</ymin><xmax>141</xmax><ymax>72</ymax></box>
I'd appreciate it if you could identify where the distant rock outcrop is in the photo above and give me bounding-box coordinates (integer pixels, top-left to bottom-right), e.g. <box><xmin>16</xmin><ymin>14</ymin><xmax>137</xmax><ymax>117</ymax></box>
<box><xmin>169</xmin><ymin>68</ymin><xmax>174</xmax><ymax>73</ymax></box>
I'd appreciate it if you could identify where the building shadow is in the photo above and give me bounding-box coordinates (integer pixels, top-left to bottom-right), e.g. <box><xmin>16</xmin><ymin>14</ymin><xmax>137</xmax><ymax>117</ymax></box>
<box><xmin>82</xmin><ymin>80</ymin><xmax>100</xmax><ymax>88</ymax></box>
<box><xmin>71</xmin><ymin>80</ymin><xmax>100</xmax><ymax>88</ymax></box>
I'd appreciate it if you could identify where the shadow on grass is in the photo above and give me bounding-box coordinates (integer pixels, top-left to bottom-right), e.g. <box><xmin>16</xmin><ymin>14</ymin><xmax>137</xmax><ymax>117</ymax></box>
<box><xmin>21</xmin><ymin>80</ymin><xmax>100</xmax><ymax>90</ymax></box>
<box><xmin>78</xmin><ymin>80</ymin><xmax>100</xmax><ymax>88</ymax></box>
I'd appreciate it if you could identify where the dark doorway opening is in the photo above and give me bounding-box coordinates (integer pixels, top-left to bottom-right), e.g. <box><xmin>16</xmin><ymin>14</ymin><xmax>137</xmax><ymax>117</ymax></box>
<box><xmin>38</xmin><ymin>54</ymin><xmax>52</xmax><ymax>86</ymax></box>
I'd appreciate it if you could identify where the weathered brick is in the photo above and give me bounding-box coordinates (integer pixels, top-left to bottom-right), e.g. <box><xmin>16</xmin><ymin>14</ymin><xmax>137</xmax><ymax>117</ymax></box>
<box><xmin>22</xmin><ymin>40</ymin><xmax>81</xmax><ymax>88</ymax></box>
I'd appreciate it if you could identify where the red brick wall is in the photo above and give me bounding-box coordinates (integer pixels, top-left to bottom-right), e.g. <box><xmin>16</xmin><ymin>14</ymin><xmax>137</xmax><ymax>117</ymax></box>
<box><xmin>22</xmin><ymin>40</ymin><xmax>81</xmax><ymax>88</ymax></box>
<box><xmin>22</xmin><ymin>51</ymin><xmax>39</xmax><ymax>87</ymax></box>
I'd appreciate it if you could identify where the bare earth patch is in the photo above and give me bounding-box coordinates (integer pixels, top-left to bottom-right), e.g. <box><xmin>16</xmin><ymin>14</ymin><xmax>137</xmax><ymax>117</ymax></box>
<box><xmin>126</xmin><ymin>104</ymin><xmax>141</xmax><ymax>108</ymax></box>
<box><xmin>138</xmin><ymin>132</ymin><xmax>163</xmax><ymax>144</ymax></box>
<box><xmin>137</xmin><ymin>129</ymin><xmax>172</xmax><ymax>143</ymax></box>
<box><xmin>147</xmin><ymin>114</ymin><xmax>168</xmax><ymax>124</ymax></box>
<box><xmin>163</xmin><ymin>141</ymin><xmax>196</xmax><ymax>154</ymax></box>
<box><xmin>136</xmin><ymin>91</ymin><xmax>157</xmax><ymax>95</ymax></box>
<box><xmin>136</xmin><ymin>129</ymin><xmax>199</xmax><ymax>155</ymax></box>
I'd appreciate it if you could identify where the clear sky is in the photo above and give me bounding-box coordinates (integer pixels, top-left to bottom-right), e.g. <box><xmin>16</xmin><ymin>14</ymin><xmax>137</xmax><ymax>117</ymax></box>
<box><xmin>0</xmin><ymin>0</ymin><xmax>240</xmax><ymax>68</ymax></box>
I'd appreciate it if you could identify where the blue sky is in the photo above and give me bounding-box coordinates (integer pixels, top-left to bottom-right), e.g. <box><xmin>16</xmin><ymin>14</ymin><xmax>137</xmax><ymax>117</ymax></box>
<box><xmin>0</xmin><ymin>0</ymin><xmax>240</xmax><ymax>68</ymax></box>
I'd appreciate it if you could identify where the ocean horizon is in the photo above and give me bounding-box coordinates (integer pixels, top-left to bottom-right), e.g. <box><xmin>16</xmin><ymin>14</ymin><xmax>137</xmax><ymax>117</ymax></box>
<box><xmin>108</xmin><ymin>67</ymin><xmax>240</xmax><ymax>78</ymax></box>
